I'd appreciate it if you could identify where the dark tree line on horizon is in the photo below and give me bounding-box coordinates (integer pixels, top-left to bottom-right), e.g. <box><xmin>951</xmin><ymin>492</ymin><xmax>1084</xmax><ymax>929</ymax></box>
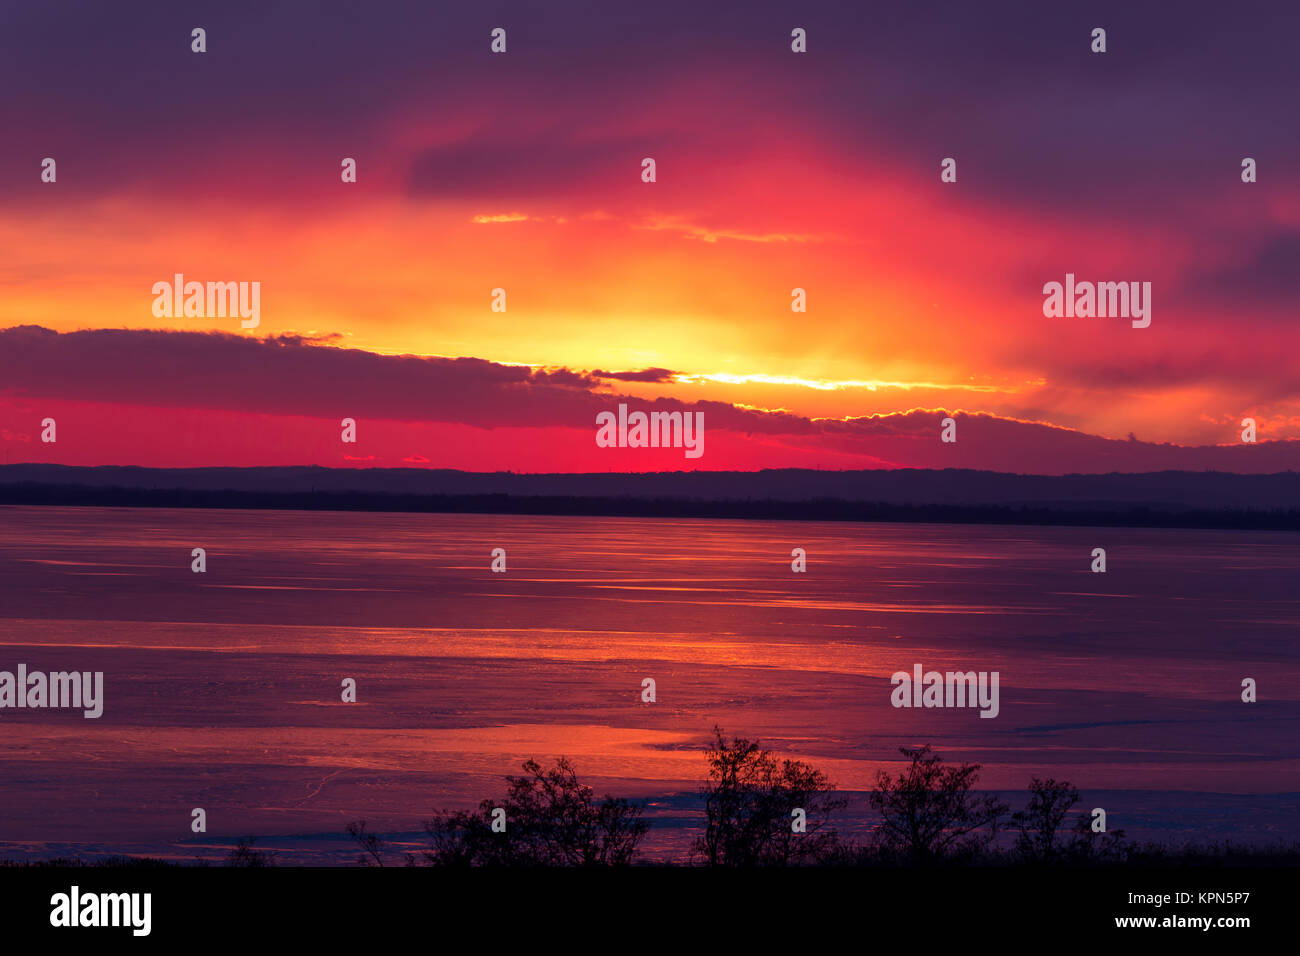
<box><xmin>5</xmin><ymin>481</ymin><xmax>1300</xmax><ymax>531</ymax></box>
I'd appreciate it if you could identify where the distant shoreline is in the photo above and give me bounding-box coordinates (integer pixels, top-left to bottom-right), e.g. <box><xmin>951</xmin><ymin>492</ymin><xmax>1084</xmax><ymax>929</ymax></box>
<box><xmin>3</xmin><ymin>482</ymin><xmax>1299</xmax><ymax>530</ymax></box>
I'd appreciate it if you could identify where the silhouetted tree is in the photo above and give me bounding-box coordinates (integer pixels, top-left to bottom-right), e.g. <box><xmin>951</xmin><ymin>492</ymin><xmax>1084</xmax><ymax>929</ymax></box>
<box><xmin>225</xmin><ymin>836</ymin><xmax>273</xmax><ymax>867</ymax></box>
<box><xmin>346</xmin><ymin>819</ymin><xmax>415</xmax><ymax>867</ymax></box>
<box><xmin>869</xmin><ymin>745</ymin><xmax>1008</xmax><ymax>864</ymax></box>
<box><xmin>1012</xmin><ymin>777</ymin><xmax>1080</xmax><ymax>863</ymax></box>
<box><xmin>695</xmin><ymin>727</ymin><xmax>846</xmax><ymax>866</ymax></box>
<box><xmin>346</xmin><ymin>820</ymin><xmax>386</xmax><ymax>866</ymax></box>
<box><xmin>422</xmin><ymin>758</ymin><xmax>648</xmax><ymax>866</ymax></box>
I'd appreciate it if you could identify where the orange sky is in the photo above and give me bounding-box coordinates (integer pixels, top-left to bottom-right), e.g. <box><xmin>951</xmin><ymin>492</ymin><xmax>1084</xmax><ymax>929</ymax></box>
<box><xmin>2</xmin><ymin>2</ymin><xmax>1298</xmax><ymax>471</ymax></box>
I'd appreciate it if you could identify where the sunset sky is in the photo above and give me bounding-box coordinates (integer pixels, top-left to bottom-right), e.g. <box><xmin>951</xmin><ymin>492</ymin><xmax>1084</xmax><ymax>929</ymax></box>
<box><xmin>1</xmin><ymin>0</ymin><xmax>1297</xmax><ymax>473</ymax></box>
